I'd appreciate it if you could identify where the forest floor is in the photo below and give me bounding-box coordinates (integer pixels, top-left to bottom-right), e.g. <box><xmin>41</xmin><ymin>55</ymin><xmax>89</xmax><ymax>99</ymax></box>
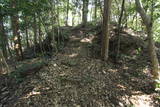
<box><xmin>0</xmin><ymin>25</ymin><xmax>160</xmax><ymax>107</ymax></box>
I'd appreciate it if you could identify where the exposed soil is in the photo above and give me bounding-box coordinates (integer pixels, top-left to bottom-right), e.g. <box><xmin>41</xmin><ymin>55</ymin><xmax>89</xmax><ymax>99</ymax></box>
<box><xmin>0</xmin><ymin>25</ymin><xmax>160</xmax><ymax>107</ymax></box>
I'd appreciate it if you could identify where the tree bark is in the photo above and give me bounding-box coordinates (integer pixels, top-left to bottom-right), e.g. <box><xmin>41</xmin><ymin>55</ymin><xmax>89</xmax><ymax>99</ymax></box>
<box><xmin>25</xmin><ymin>16</ymin><xmax>30</xmax><ymax>48</ymax></box>
<box><xmin>33</xmin><ymin>13</ymin><xmax>38</xmax><ymax>45</ymax></box>
<box><xmin>135</xmin><ymin>0</ymin><xmax>160</xmax><ymax>89</ymax></box>
<box><xmin>72</xmin><ymin>12</ymin><xmax>75</xmax><ymax>26</ymax></box>
<box><xmin>82</xmin><ymin>0</ymin><xmax>89</xmax><ymax>26</ymax></box>
<box><xmin>101</xmin><ymin>0</ymin><xmax>112</xmax><ymax>61</ymax></box>
<box><xmin>0</xmin><ymin>16</ymin><xmax>8</xmax><ymax>58</ymax></box>
<box><xmin>0</xmin><ymin>49</ymin><xmax>10</xmax><ymax>74</ymax></box>
<box><xmin>116</xmin><ymin>0</ymin><xmax>125</xmax><ymax>60</ymax></box>
<box><xmin>66</xmin><ymin>0</ymin><xmax>70</xmax><ymax>26</ymax></box>
<box><xmin>94</xmin><ymin>0</ymin><xmax>98</xmax><ymax>20</ymax></box>
<box><xmin>11</xmin><ymin>0</ymin><xmax>23</xmax><ymax>60</ymax></box>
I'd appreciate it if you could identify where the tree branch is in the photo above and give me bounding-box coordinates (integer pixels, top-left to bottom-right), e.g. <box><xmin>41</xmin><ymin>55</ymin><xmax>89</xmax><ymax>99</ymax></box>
<box><xmin>135</xmin><ymin>0</ymin><xmax>151</xmax><ymax>26</ymax></box>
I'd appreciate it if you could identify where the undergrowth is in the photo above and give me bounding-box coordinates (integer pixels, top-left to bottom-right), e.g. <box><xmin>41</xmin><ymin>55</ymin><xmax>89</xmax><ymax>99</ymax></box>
<box><xmin>9</xmin><ymin>60</ymin><xmax>46</xmax><ymax>83</ymax></box>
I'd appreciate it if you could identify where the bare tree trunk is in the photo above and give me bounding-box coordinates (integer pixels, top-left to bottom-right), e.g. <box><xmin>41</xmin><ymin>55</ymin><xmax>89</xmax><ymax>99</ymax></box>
<box><xmin>0</xmin><ymin>49</ymin><xmax>10</xmax><ymax>74</ymax></box>
<box><xmin>37</xmin><ymin>15</ymin><xmax>45</xmax><ymax>56</ymax></box>
<box><xmin>94</xmin><ymin>0</ymin><xmax>98</xmax><ymax>20</ymax></box>
<box><xmin>7</xmin><ymin>42</ymin><xmax>12</xmax><ymax>57</ymax></box>
<box><xmin>25</xmin><ymin>16</ymin><xmax>30</xmax><ymax>48</ymax></box>
<box><xmin>101</xmin><ymin>0</ymin><xmax>112</xmax><ymax>61</ymax></box>
<box><xmin>82</xmin><ymin>0</ymin><xmax>89</xmax><ymax>26</ymax></box>
<box><xmin>72</xmin><ymin>12</ymin><xmax>75</xmax><ymax>26</ymax></box>
<box><xmin>33</xmin><ymin>13</ymin><xmax>38</xmax><ymax>56</ymax></box>
<box><xmin>50</xmin><ymin>1</ymin><xmax>58</xmax><ymax>53</ymax></box>
<box><xmin>66</xmin><ymin>0</ymin><xmax>70</xmax><ymax>26</ymax></box>
<box><xmin>0</xmin><ymin>16</ymin><xmax>8</xmax><ymax>58</ymax></box>
<box><xmin>116</xmin><ymin>0</ymin><xmax>125</xmax><ymax>61</ymax></box>
<box><xmin>135</xmin><ymin>0</ymin><xmax>160</xmax><ymax>89</ymax></box>
<box><xmin>33</xmin><ymin>13</ymin><xmax>38</xmax><ymax>45</ymax></box>
<box><xmin>11</xmin><ymin>0</ymin><xmax>23</xmax><ymax>60</ymax></box>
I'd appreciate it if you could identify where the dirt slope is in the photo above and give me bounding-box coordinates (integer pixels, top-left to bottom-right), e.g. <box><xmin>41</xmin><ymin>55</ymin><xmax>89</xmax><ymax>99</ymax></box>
<box><xmin>0</xmin><ymin>26</ymin><xmax>160</xmax><ymax>107</ymax></box>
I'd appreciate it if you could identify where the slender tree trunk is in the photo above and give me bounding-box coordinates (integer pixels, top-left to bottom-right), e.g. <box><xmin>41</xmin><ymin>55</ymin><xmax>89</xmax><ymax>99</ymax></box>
<box><xmin>72</xmin><ymin>12</ymin><xmax>75</xmax><ymax>26</ymax></box>
<box><xmin>7</xmin><ymin>42</ymin><xmax>12</xmax><ymax>57</ymax></box>
<box><xmin>66</xmin><ymin>0</ymin><xmax>70</xmax><ymax>26</ymax></box>
<box><xmin>33</xmin><ymin>13</ymin><xmax>38</xmax><ymax>45</ymax></box>
<box><xmin>10</xmin><ymin>39</ymin><xmax>14</xmax><ymax>50</ymax></box>
<box><xmin>90</xmin><ymin>4</ymin><xmax>93</xmax><ymax>21</ymax></box>
<box><xmin>94</xmin><ymin>0</ymin><xmax>98</xmax><ymax>20</ymax></box>
<box><xmin>101</xmin><ymin>0</ymin><xmax>112</xmax><ymax>61</ymax></box>
<box><xmin>0</xmin><ymin>49</ymin><xmax>10</xmax><ymax>74</ymax></box>
<box><xmin>11</xmin><ymin>15</ymin><xmax>23</xmax><ymax>60</ymax></box>
<box><xmin>78</xmin><ymin>12</ymin><xmax>81</xmax><ymax>24</ymax></box>
<box><xmin>55</xmin><ymin>3</ymin><xmax>61</xmax><ymax>46</ymax></box>
<box><xmin>147</xmin><ymin>26</ymin><xmax>160</xmax><ymax>79</ymax></box>
<box><xmin>116</xmin><ymin>0</ymin><xmax>125</xmax><ymax>60</ymax></box>
<box><xmin>50</xmin><ymin>2</ymin><xmax>58</xmax><ymax>53</ymax></box>
<box><xmin>38</xmin><ymin>15</ymin><xmax>45</xmax><ymax>56</ymax></box>
<box><xmin>33</xmin><ymin>13</ymin><xmax>38</xmax><ymax>56</ymax></box>
<box><xmin>25</xmin><ymin>26</ymin><xmax>29</xmax><ymax>48</ymax></box>
<box><xmin>25</xmin><ymin>16</ymin><xmax>30</xmax><ymax>48</ymax></box>
<box><xmin>0</xmin><ymin>16</ymin><xmax>8</xmax><ymax>58</ymax></box>
<box><xmin>11</xmin><ymin>0</ymin><xmax>23</xmax><ymax>60</ymax></box>
<box><xmin>82</xmin><ymin>0</ymin><xmax>89</xmax><ymax>26</ymax></box>
<box><xmin>38</xmin><ymin>16</ymin><xmax>42</xmax><ymax>45</ymax></box>
<box><xmin>135</xmin><ymin>0</ymin><xmax>160</xmax><ymax>89</ymax></box>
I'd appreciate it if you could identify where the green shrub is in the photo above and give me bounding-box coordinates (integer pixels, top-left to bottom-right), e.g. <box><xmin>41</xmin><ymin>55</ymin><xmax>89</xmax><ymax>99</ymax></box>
<box><xmin>10</xmin><ymin>60</ymin><xmax>45</xmax><ymax>83</ymax></box>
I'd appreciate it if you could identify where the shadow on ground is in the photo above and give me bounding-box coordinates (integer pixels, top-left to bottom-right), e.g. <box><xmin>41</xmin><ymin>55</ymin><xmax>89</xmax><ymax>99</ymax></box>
<box><xmin>0</xmin><ymin>24</ymin><xmax>160</xmax><ymax>107</ymax></box>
